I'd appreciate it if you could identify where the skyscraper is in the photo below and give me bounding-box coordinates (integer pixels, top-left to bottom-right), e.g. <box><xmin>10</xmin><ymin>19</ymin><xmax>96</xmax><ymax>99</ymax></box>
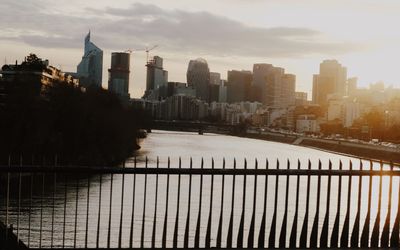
<box><xmin>76</xmin><ymin>32</ymin><xmax>103</xmax><ymax>88</ymax></box>
<box><xmin>145</xmin><ymin>56</ymin><xmax>168</xmax><ymax>98</ymax></box>
<box><xmin>252</xmin><ymin>63</ymin><xmax>273</xmax><ymax>104</ymax></box>
<box><xmin>265</xmin><ymin>67</ymin><xmax>285</xmax><ymax>107</ymax></box>
<box><xmin>312</xmin><ymin>60</ymin><xmax>347</xmax><ymax>106</ymax></box>
<box><xmin>227</xmin><ymin>70</ymin><xmax>252</xmax><ymax>103</ymax></box>
<box><xmin>187</xmin><ymin>58</ymin><xmax>210</xmax><ymax>102</ymax></box>
<box><xmin>281</xmin><ymin>74</ymin><xmax>296</xmax><ymax>107</ymax></box>
<box><xmin>108</xmin><ymin>52</ymin><xmax>130</xmax><ymax>99</ymax></box>
<box><xmin>209</xmin><ymin>72</ymin><xmax>221</xmax><ymax>102</ymax></box>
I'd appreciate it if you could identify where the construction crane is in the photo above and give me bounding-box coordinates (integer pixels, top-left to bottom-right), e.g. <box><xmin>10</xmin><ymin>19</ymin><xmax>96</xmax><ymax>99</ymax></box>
<box><xmin>145</xmin><ymin>45</ymin><xmax>158</xmax><ymax>64</ymax></box>
<box><xmin>124</xmin><ymin>48</ymin><xmax>145</xmax><ymax>54</ymax></box>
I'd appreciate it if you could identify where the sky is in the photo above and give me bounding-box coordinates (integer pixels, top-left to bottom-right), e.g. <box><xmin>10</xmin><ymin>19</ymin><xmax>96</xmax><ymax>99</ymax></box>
<box><xmin>1</xmin><ymin>0</ymin><xmax>400</xmax><ymax>98</ymax></box>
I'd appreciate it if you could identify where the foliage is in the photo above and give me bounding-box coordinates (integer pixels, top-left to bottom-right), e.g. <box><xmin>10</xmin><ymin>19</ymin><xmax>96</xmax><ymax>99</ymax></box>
<box><xmin>0</xmin><ymin>78</ymin><xmax>150</xmax><ymax>166</ymax></box>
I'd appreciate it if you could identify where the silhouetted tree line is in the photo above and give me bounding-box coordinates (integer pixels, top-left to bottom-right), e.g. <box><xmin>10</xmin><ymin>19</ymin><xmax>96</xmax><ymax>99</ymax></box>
<box><xmin>0</xmin><ymin>78</ymin><xmax>151</xmax><ymax>166</ymax></box>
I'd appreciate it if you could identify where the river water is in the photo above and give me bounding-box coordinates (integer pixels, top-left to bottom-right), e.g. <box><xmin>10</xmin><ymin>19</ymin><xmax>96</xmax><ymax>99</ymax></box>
<box><xmin>0</xmin><ymin>130</ymin><xmax>396</xmax><ymax>248</ymax></box>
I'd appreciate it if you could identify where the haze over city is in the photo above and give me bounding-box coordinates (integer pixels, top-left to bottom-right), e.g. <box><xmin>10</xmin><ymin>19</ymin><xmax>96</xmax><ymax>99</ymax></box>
<box><xmin>1</xmin><ymin>0</ymin><xmax>400</xmax><ymax>97</ymax></box>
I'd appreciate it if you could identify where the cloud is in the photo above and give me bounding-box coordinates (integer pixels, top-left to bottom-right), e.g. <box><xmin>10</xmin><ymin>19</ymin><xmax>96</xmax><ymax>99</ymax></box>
<box><xmin>0</xmin><ymin>1</ymin><xmax>360</xmax><ymax>58</ymax></box>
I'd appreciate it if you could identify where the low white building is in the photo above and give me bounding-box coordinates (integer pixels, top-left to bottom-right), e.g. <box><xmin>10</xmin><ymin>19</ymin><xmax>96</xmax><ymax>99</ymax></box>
<box><xmin>296</xmin><ymin>114</ymin><xmax>319</xmax><ymax>133</ymax></box>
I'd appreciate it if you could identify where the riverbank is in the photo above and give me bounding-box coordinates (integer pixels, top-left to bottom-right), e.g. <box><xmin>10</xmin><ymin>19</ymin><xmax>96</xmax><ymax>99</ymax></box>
<box><xmin>242</xmin><ymin>131</ymin><xmax>400</xmax><ymax>164</ymax></box>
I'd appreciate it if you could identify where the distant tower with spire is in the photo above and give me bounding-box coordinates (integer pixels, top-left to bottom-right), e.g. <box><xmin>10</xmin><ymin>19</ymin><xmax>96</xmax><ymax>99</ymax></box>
<box><xmin>76</xmin><ymin>31</ymin><xmax>103</xmax><ymax>88</ymax></box>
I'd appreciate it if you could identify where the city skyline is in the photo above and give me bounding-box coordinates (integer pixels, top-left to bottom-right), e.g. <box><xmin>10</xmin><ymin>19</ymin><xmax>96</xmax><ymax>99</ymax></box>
<box><xmin>1</xmin><ymin>0</ymin><xmax>400</xmax><ymax>98</ymax></box>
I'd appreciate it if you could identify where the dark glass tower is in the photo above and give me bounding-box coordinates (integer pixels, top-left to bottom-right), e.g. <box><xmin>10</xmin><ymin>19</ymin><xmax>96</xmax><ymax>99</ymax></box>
<box><xmin>108</xmin><ymin>52</ymin><xmax>130</xmax><ymax>99</ymax></box>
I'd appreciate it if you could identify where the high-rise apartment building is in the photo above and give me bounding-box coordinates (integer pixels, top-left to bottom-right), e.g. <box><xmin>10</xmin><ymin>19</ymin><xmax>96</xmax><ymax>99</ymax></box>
<box><xmin>108</xmin><ymin>52</ymin><xmax>130</xmax><ymax>99</ymax></box>
<box><xmin>145</xmin><ymin>56</ymin><xmax>168</xmax><ymax>98</ymax></box>
<box><xmin>209</xmin><ymin>72</ymin><xmax>221</xmax><ymax>102</ymax></box>
<box><xmin>295</xmin><ymin>92</ymin><xmax>308</xmax><ymax>106</ymax></box>
<box><xmin>227</xmin><ymin>70</ymin><xmax>252</xmax><ymax>103</ymax></box>
<box><xmin>281</xmin><ymin>74</ymin><xmax>296</xmax><ymax>107</ymax></box>
<box><xmin>187</xmin><ymin>58</ymin><xmax>210</xmax><ymax>102</ymax></box>
<box><xmin>76</xmin><ymin>32</ymin><xmax>103</xmax><ymax>88</ymax></box>
<box><xmin>219</xmin><ymin>80</ymin><xmax>227</xmax><ymax>103</ymax></box>
<box><xmin>265</xmin><ymin>67</ymin><xmax>285</xmax><ymax>107</ymax></box>
<box><xmin>347</xmin><ymin>77</ymin><xmax>358</xmax><ymax>96</ymax></box>
<box><xmin>312</xmin><ymin>60</ymin><xmax>347</xmax><ymax>106</ymax></box>
<box><xmin>252</xmin><ymin>63</ymin><xmax>273</xmax><ymax>104</ymax></box>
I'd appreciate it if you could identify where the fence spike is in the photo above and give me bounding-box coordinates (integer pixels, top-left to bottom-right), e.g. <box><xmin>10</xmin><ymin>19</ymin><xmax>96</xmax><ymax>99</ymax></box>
<box><xmin>237</xmin><ymin>159</ymin><xmax>247</xmax><ymax>248</ymax></box>
<box><xmin>107</xmin><ymin>171</ymin><xmax>113</xmax><ymax>248</ymax></box>
<box><xmin>227</xmin><ymin>159</ymin><xmax>236</xmax><ymax>248</ymax></box>
<box><xmin>39</xmin><ymin>158</ymin><xmax>46</xmax><ymax>249</ymax></box>
<box><xmin>17</xmin><ymin>155</ymin><xmax>22</xmax><ymax>244</ymax></box>
<box><xmin>331</xmin><ymin>160</ymin><xmax>343</xmax><ymax>247</ymax></box>
<box><xmin>370</xmin><ymin>161</ymin><xmax>383</xmax><ymax>247</ymax></box>
<box><xmin>173</xmin><ymin>157</ymin><xmax>182</xmax><ymax>248</ymax></box>
<box><xmin>310</xmin><ymin>160</ymin><xmax>322</xmax><ymax>248</ymax></box>
<box><xmin>194</xmin><ymin>160</ymin><xmax>204</xmax><ymax>248</ymax></box>
<box><xmin>118</xmin><ymin>162</ymin><xmax>125</xmax><ymax>248</ymax></box>
<box><xmin>129</xmin><ymin>160</ymin><xmax>137</xmax><ymax>248</ymax></box>
<box><xmin>184</xmin><ymin>157</ymin><xmax>193</xmax><ymax>248</ymax></box>
<box><xmin>391</xmin><ymin>161</ymin><xmax>400</xmax><ymax>247</ymax></box>
<box><xmin>247</xmin><ymin>159</ymin><xmax>258</xmax><ymax>248</ymax></box>
<box><xmin>151</xmin><ymin>157</ymin><xmax>159</xmax><ymax>248</ymax></box>
<box><xmin>64</xmin><ymin>174</ymin><xmax>69</xmax><ymax>248</ymax></box>
<box><xmin>340</xmin><ymin>160</ymin><xmax>353</xmax><ymax>248</ymax></box>
<box><xmin>320</xmin><ymin>160</ymin><xmax>332</xmax><ymax>248</ymax></box>
<box><xmin>361</xmin><ymin>160</ymin><xmax>373</xmax><ymax>247</ymax></box>
<box><xmin>205</xmin><ymin>158</ymin><xmax>215</xmax><ymax>248</ymax></box>
<box><xmin>162</xmin><ymin>157</ymin><xmax>170</xmax><ymax>248</ymax></box>
<box><xmin>268</xmin><ymin>159</ymin><xmax>280</xmax><ymax>248</ymax></box>
<box><xmin>216</xmin><ymin>158</ymin><xmax>226</xmax><ymax>248</ymax></box>
<box><xmin>279</xmin><ymin>159</ymin><xmax>290</xmax><ymax>248</ymax></box>
<box><xmin>289</xmin><ymin>159</ymin><xmax>301</xmax><ymax>248</ymax></box>
<box><xmin>28</xmin><ymin>168</ymin><xmax>34</xmax><ymax>248</ymax></box>
<box><xmin>258</xmin><ymin>159</ymin><xmax>269</xmax><ymax>248</ymax></box>
<box><xmin>381</xmin><ymin>162</ymin><xmax>393</xmax><ymax>247</ymax></box>
<box><xmin>350</xmin><ymin>160</ymin><xmax>363</xmax><ymax>248</ymax></box>
<box><xmin>299</xmin><ymin>159</ymin><xmax>311</xmax><ymax>248</ymax></box>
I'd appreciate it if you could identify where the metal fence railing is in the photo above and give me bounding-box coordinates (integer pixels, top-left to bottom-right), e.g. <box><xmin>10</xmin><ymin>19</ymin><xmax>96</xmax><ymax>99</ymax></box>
<box><xmin>0</xmin><ymin>157</ymin><xmax>399</xmax><ymax>249</ymax></box>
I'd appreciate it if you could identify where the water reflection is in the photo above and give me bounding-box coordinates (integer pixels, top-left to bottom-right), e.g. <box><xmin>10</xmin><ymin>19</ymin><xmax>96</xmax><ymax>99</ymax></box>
<box><xmin>0</xmin><ymin>130</ymin><xmax>397</xmax><ymax>248</ymax></box>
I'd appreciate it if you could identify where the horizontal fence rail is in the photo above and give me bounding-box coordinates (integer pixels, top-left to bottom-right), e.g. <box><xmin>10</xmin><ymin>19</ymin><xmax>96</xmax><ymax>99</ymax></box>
<box><xmin>0</xmin><ymin>156</ymin><xmax>399</xmax><ymax>249</ymax></box>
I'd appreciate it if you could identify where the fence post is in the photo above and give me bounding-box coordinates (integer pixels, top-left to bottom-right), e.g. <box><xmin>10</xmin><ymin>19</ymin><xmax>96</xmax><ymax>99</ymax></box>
<box><xmin>279</xmin><ymin>159</ymin><xmax>290</xmax><ymax>248</ymax></box>
<box><xmin>371</xmin><ymin>161</ymin><xmax>383</xmax><ymax>247</ymax></box>
<box><xmin>310</xmin><ymin>160</ymin><xmax>322</xmax><ymax>248</ymax></box>
<box><xmin>289</xmin><ymin>159</ymin><xmax>301</xmax><ymax>248</ymax></box>
<box><xmin>320</xmin><ymin>160</ymin><xmax>332</xmax><ymax>248</ymax></box>
<box><xmin>331</xmin><ymin>160</ymin><xmax>342</xmax><ymax>248</ymax></box>
<box><xmin>194</xmin><ymin>158</ymin><xmax>204</xmax><ymax>248</ymax></box>
<box><xmin>184</xmin><ymin>158</ymin><xmax>193</xmax><ymax>248</ymax></box>
<box><xmin>205</xmin><ymin>158</ymin><xmax>214</xmax><ymax>248</ymax></box>
<box><xmin>390</xmin><ymin>161</ymin><xmax>400</xmax><ymax>247</ymax></box>
<box><xmin>269</xmin><ymin>159</ymin><xmax>280</xmax><ymax>248</ymax></box>
<box><xmin>247</xmin><ymin>159</ymin><xmax>258</xmax><ymax>248</ymax></box>
<box><xmin>237</xmin><ymin>158</ymin><xmax>247</xmax><ymax>248</ymax></box>
<box><xmin>381</xmin><ymin>162</ymin><xmax>393</xmax><ymax>247</ymax></box>
<box><xmin>351</xmin><ymin>160</ymin><xmax>363</xmax><ymax>247</ymax></box>
<box><xmin>151</xmin><ymin>157</ymin><xmax>160</xmax><ymax>248</ymax></box>
<box><xmin>340</xmin><ymin>160</ymin><xmax>353</xmax><ymax>248</ymax></box>
<box><xmin>162</xmin><ymin>157</ymin><xmax>170</xmax><ymax>248</ymax></box>
<box><xmin>299</xmin><ymin>160</ymin><xmax>311</xmax><ymax>248</ymax></box>
<box><xmin>258</xmin><ymin>159</ymin><xmax>269</xmax><ymax>248</ymax></box>
<box><xmin>227</xmin><ymin>158</ymin><xmax>236</xmax><ymax>248</ymax></box>
<box><xmin>129</xmin><ymin>157</ymin><xmax>137</xmax><ymax>248</ymax></box>
<box><xmin>361</xmin><ymin>160</ymin><xmax>373</xmax><ymax>247</ymax></box>
<box><xmin>216</xmin><ymin>158</ymin><xmax>225</xmax><ymax>248</ymax></box>
<box><xmin>173</xmin><ymin>157</ymin><xmax>182</xmax><ymax>248</ymax></box>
